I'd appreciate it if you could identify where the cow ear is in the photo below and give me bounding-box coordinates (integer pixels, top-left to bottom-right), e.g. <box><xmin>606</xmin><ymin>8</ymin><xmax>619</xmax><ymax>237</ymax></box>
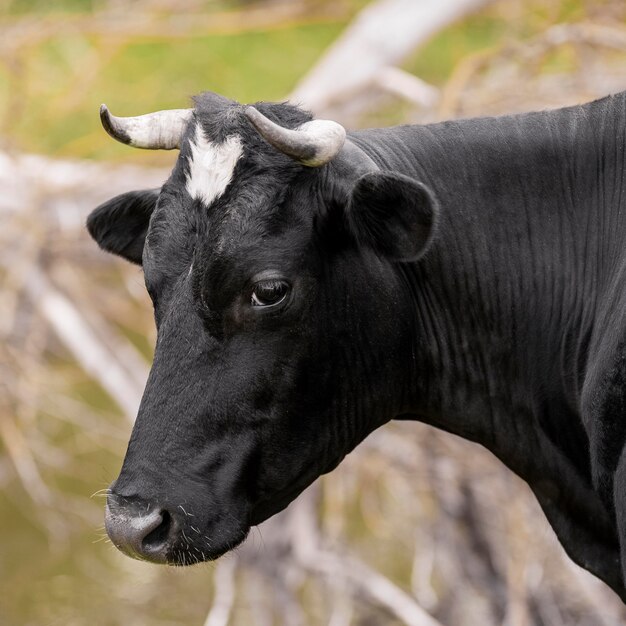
<box><xmin>87</xmin><ymin>189</ymin><xmax>159</xmax><ymax>265</ymax></box>
<box><xmin>346</xmin><ymin>172</ymin><xmax>438</xmax><ymax>262</ymax></box>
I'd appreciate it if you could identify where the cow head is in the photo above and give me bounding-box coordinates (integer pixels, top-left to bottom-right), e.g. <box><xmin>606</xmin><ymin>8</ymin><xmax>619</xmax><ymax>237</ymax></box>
<box><xmin>89</xmin><ymin>92</ymin><xmax>438</xmax><ymax>564</ymax></box>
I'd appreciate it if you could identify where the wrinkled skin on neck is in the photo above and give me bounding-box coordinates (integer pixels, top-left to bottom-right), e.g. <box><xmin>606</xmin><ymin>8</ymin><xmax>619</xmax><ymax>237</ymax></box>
<box><xmin>359</xmin><ymin>94</ymin><xmax>626</xmax><ymax>597</ymax></box>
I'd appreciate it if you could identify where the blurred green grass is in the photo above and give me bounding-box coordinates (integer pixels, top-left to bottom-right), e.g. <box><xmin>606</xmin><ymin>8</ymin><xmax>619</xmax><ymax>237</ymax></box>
<box><xmin>1</xmin><ymin>29</ymin><xmax>346</xmax><ymax>161</ymax></box>
<box><xmin>0</xmin><ymin>1</ymin><xmax>358</xmax><ymax>162</ymax></box>
<box><xmin>0</xmin><ymin>0</ymin><xmax>605</xmax><ymax>162</ymax></box>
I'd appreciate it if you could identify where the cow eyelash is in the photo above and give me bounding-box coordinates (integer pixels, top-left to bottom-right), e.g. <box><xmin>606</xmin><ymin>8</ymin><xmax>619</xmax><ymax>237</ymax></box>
<box><xmin>251</xmin><ymin>279</ymin><xmax>290</xmax><ymax>308</ymax></box>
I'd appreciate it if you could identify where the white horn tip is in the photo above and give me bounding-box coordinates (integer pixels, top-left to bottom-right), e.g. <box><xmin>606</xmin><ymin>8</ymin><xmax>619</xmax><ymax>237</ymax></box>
<box><xmin>299</xmin><ymin>120</ymin><xmax>346</xmax><ymax>167</ymax></box>
<box><xmin>244</xmin><ymin>105</ymin><xmax>346</xmax><ymax>167</ymax></box>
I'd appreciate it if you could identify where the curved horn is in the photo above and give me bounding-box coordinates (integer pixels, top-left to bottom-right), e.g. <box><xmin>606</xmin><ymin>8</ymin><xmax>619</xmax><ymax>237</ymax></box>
<box><xmin>100</xmin><ymin>104</ymin><xmax>193</xmax><ymax>150</ymax></box>
<box><xmin>244</xmin><ymin>106</ymin><xmax>346</xmax><ymax>167</ymax></box>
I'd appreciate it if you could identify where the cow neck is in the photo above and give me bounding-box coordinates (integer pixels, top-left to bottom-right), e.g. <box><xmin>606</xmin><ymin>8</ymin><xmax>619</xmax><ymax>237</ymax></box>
<box><xmin>349</xmin><ymin>94</ymin><xmax>626</xmax><ymax>594</ymax></box>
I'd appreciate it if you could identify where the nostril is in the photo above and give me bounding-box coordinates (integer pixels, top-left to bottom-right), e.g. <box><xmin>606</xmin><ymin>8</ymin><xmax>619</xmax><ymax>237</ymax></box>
<box><xmin>105</xmin><ymin>500</ymin><xmax>176</xmax><ymax>563</ymax></box>
<box><xmin>142</xmin><ymin>509</ymin><xmax>172</xmax><ymax>551</ymax></box>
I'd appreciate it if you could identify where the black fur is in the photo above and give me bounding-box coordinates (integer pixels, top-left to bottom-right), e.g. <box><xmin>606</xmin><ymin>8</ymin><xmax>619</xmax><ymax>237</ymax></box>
<box><xmin>347</xmin><ymin>172</ymin><xmax>438</xmax><ymax>261</ymax></box>
<box><xmin>88</xmin><ymin>91</ymin><xmax>626</xmax><ymax>601</ymax></box>
<box><xmin>87</xmin><ymin>188</ymin><xmax>159</xmax><ymax>264</ymax></box>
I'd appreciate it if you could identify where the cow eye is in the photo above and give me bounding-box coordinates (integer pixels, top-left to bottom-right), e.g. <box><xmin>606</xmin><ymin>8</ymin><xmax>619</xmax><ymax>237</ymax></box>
<box><xmin>251</xmin><ymin>279</ymin><xmax>290</xmax><ymax>308</ymax></box>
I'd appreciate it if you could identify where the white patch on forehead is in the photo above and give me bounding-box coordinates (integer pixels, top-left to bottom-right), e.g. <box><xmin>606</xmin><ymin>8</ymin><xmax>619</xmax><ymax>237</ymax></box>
<box><xmin>186</xmin><ymin>124</ymin><xmax>243</xmax><ymax>206</ymax></box>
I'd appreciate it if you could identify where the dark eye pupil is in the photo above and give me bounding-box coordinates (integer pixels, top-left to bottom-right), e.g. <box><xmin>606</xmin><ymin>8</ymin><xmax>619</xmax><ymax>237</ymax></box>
<box><xmin>251</xmin><ymin>280</ymin><xmax>289</xmax><ymax>307</ymax></box>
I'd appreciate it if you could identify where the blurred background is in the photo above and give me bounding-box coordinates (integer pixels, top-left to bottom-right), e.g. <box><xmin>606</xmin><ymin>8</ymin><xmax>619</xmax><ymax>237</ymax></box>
<box><xmin>2</xmin><ymin>0</ymin><xmax>626</xmax><ymax>624</ymax></box>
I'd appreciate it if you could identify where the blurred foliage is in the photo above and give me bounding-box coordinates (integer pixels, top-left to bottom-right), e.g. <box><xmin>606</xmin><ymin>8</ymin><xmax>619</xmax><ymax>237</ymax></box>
<box><xmin>408</xmin><ymin>0</ymin><xmax>624</xmax><ymax>85</ymax></box>
<box><xmin>1</xmin><ymin>0</ymin><xmax>623</xmax><ymax>160</ymax></box>
<box><xmin>0</xmin><ymin>0</ymin><xmax>363</xmax><ymax>161</ymax></box>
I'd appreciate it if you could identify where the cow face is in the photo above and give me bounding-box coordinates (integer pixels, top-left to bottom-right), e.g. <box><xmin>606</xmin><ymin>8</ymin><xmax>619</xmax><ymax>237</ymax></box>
<box><xmin>88</xmin><ymin>92</ymin><xmax>438</xmax><ymax>564</ymax></box>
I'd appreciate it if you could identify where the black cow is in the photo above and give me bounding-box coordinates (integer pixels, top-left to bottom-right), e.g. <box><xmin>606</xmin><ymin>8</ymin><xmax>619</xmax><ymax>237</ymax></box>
<box><xmin>88</xmin><ymin>90</ymin><xmax>626</xmax><ymax>600</ymax></box>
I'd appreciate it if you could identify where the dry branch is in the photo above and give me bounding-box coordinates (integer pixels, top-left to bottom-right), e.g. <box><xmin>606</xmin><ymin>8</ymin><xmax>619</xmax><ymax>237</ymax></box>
<box><xmin>0</xmin><ymin>413</ymin><xmax>52</xmax><ymax>506</ymax></box>
<box><xmin>0</xmin><ymin>1</ymin><xmax>349</xmax><ymax>58</ymax></box>
<box><xmin>374</xmin><ymin>67</ymin><xmax>440</xmax><ymax>108</ymax></box>
<box><xmin>24</xmin><ymin>267</ymin><xmax>145</xmax><ymax>420</ymax></box>
<box><xmin>235</xmin><ymin>489</ymin><xmax>446</xmax><ymax>626</ymax></box>
<box><xmin>0</xmin><ymin>150</ymin><xmax>167</xmax><ymax>232</ymax></box>
<box><xmin>439</xmin><ymin>20</ymin><xmax>626</xmax><ymax>119</ymax></box>
<box><xmin>290</xmin><ymin>0</ymin><xmax>495</xmax><ymax>117</ymax></box>
<box><xmin>204</xmin><ymin>556</ymin><xmax>239</xmax><ymax>626</ymax></box>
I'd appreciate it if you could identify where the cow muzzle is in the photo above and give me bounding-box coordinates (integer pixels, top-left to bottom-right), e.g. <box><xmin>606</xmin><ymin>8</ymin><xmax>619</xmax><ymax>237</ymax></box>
<box><xmin>104</xmin><ymin>495</ymin><xmax>178</xmax><ymax>563</ymax></box>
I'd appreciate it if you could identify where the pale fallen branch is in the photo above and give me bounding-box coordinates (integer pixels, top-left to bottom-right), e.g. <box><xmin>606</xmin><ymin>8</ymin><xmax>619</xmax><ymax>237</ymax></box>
<box><xmin>290</xmin><ymin>0</ymin><xmax>495</xmax><ymax>117</ymax></box>
<box><xmin>204</xmin><ymin>556</ymin><xmax>238</xmax><ymax>626</ymax></box>
<box><xmin>374</xmin><ymin>67</ymin><xmax>440</xmax><ymax>108</ymax></box>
